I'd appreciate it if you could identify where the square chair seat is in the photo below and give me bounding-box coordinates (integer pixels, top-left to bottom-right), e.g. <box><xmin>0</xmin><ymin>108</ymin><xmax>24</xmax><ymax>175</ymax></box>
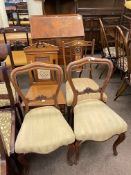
<box><xmin>15</xmin><ymin>106</ymin><xmax>75</xmax><ymax>154</ymax></box>
<box><xmin>74</xmin><ymin>99</ymin><xmax>127</xmax><ymax>141</ymax></box>
<box><xmin>66</xmin><ymin>78</ymin><xmax>107</xmax><ymax>106</ymax></box>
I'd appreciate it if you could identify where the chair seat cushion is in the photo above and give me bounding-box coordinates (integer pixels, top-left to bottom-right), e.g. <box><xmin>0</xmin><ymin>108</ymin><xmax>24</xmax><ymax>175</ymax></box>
<box><xmin>74</xmin><ymin>99</ymin><xmax>127</xmax><ymax>141</ymax></box>
<box><xmin>117</xmin><ymin>57</ymin><xmax>128</xmax><ymax>72</ymax></box>
<box><xmin>0</xmin><ymin>111</ymin><xmax>12</xmax><ymax>156</ymax></box>
<box><xmin>66</xmin><ymin>78</ymin><xmax>107</xmax><ymax>106</ymax></box>
<box><xmin>103</xmin><ymin>47</ymin><xmax>116</xmax><ymax>58</ymax></box>
<box><xmin>0</xmin><ymin>83</ymin><xmax>17</xmax><ymax>107</ymax></box>
<box><xmin>15</xmin><ymin>106</ymin><xmax>75</xmax><ymax>154</ymax></box>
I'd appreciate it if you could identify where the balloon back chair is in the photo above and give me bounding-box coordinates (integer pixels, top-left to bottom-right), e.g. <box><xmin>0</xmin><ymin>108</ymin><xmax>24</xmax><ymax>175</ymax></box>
<box><xmin>62</xmin><ymin>39</ymin><xmax>95</xmax><ymax>79</ymax></box>
<box><xmin>66</xmin><ymin>57</ymin><xmax>127</xmax><ymax>164</ymax></box>
<box><xmin>10</xmin><ymin>62</ymin><xmax>75</xmax><ymax>171</ymax></box>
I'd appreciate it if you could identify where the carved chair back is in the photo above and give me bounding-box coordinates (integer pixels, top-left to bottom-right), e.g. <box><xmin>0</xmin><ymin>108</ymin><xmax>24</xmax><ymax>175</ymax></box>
<box><xmin>10</xmin><ymin>62</ymin><xmax>63</xmax><ymax>113</ymax></box>
<box><xmin>66</xmin><ymin>57</ymin><xmax>113</xmax><ymax>107</ymax></box>
<box><xmin>24</xmin><ymin>42</ymin><xmax>59</xmax><ymax>84</ymax></box>
<box><xmin>115</xmin><ymin>26</ymin><xmax>128</xmax><ymax>72</ymax></box>
<box><xmin>62</xmin><ymin>39</ymin><xmax>95</xmax><ymax>78</ymax></box>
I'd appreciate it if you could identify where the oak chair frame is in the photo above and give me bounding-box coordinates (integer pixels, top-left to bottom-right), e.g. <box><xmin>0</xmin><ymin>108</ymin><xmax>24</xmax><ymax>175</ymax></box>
<box><xmin>66</xmin><ymin>57</ymin><xmax>126</xmax><ymax>164</ymax></box>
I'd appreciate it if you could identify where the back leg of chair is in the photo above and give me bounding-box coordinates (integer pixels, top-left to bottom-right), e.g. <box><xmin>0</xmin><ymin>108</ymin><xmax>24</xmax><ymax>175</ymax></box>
<box><xmin>113</xmin><ymin>133</ymin><xmax>126</xmax><ymax>156</ymax></box>
<box><xmin>74</xmin><ymin>141</ymin><xmax>81</xmax><ymax>165</ymax></box>
<box><xmin>114</xmin><ymin>79</ymin><xmax>128</xmax><ymax>101</ymax></box>
<box><xmin>17</xmin><ymin>154</ymin><xmax>29</xmax><ymax>175</ymax></box>
<box><xmin>67</xmin><ymin>144</ymin><xmax>75</xmax><ymax>166</ymax></box>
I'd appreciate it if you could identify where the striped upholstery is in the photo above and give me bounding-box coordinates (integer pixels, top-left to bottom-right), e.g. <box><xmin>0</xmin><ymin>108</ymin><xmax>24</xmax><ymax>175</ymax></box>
<box><xmin>15</xmin><ymin>106</ymin><xmax>75</xmax><ymax>154</ymax></box>
<box><xmin>103</xmin><ymin>47</ymin><xmax>116</xmax><ymax>58</ymax></box>
<box><xmin>0</xmin><ymin>111</ymin><xmax>12</xmax><ymax>156</ymax></box>
<box><xmin>66</xmin><ymin>78</ymin><xmax>107</xmax><ymax>106</ymax></box>
<box><xmin>0</xmin><ymin>83</ymin><xmax>17</xmax><ymax>107</ymax></box>
<box><xmin>74</xmin><ymin>99</ymin><xmax>127</xmax><ymax>141</ymax></box>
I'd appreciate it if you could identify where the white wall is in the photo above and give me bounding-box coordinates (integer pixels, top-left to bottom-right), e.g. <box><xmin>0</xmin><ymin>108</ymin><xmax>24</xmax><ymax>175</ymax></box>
<box><xmin>27</xmin><ymin>0</ymin><xmax>43</xmax><ymax>16</ymax></box>
<box><xmin>0</xmin><ymin>0</ymin><xmax>9</xmax><ymax>28</ymax></box>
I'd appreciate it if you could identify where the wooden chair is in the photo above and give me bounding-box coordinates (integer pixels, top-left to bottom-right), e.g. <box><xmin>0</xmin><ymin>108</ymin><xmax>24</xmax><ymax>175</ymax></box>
<box><xmin>62</xmin><ymin>39</ymin><xmax>95</xmax><ymax>79</ymax></box>
<box><xmin>23</xmin><ymin>43</ymin><xmax>65</xmax><ymax>110</ymax></box>
<box><xmin>10</xmin><ymin>62</ymin><xmax>75</xmax><ymax>169</ymax></box>
<box><xmin>114</xmin><ymin>39</ymin><xmax>131</xmax><ymax>100</ymax></box>
<box><xmin>115</xmin><ymin>26</ymin><xmax>128</xmax><ymax>74</ymax></box>
<box><xmin>99</xmin><ymin>18</ymin><xmax>117</xmax><ymax>78</ymax></box>
<box><xmin>66</xmin><ymin>57</ymin><xmax>127</xmax><ymax>164</ymax></box>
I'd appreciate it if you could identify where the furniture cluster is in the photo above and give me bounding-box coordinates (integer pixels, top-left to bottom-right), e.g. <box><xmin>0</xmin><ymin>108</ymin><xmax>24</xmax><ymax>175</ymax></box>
<box><xmin>0</xmin><ymin>1</ymin><xmax>131</xmax><ymax>174</ymax></box>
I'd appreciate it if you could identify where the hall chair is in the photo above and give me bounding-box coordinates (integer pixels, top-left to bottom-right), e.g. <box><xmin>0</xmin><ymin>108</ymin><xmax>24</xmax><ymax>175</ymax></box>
<box><xmin>62</xmin><ymin>39</ymin><xmax>95</xmax><ymax>79</ymax></box>
<box><xmin>10</xmin><ymin>62</ymin><xmax>75</xmax><ymax>168</ymax></box>
<box><xmin>114</xmin><ymin>39</ymin><xmax>131</xmax><ymax>100</ymax></box>
<box><xmin>66</xmin><ymin>57</ymin><xmax>127</xmax><ymax>164</ymax></box>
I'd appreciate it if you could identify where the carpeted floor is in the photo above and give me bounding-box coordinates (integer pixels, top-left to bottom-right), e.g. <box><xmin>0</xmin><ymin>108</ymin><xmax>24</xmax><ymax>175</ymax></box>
<box><xmin>19</xmin><ymin>61</ymin><xmax>131</xmax><ymax>175</ymax></box>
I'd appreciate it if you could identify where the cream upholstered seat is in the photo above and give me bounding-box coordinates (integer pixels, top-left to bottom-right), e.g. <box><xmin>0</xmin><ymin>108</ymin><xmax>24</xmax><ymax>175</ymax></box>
<box><xmin>103</xmin><ymin>47</ymin><xmax>116</xmax><ymax>58</ymax></box>
<box><xmin>74</xmin><ymin>99</ymin><xmax>127</xmax><ymax>141</ymax></box>
<box><xmin>15</xmin><ymin>106</ymin><xmax>75</xmax><ymax>154</ymax></box>
<box><xmin>66</xmin><ymin>78</ymin><xmax>107</xmax><ymax>106</ymax></box>
<box><xmin>0</xmin><ymin>83</ymin><xmax>17</xmax><ymax>107</ymax></box>
<box><xmin>0</xmin><ymin>111</ymin><xmax>12</xmax><ymax>156</ymax></box>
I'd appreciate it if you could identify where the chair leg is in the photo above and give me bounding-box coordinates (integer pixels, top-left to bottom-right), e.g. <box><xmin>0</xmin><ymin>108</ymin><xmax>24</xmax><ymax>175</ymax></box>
<box><xmin>74</xmin><ymin>141</ymin><xmax>80</xmax><ymax>165</ymax></box>
<box><xmin>113</xmin><ymin>133</ymin><xmax>126</xmax><ymax>156</ymax></box>
<box><xmin>67</xmin><ymin>144</ymin><xmax>75</xmax><ymax>166</ymax></box>
<box><xmin>114</xmin><ymin>79</ymin><xmax>128</xmax><ymax>101</ymax></box>
<box><xmin>17</xmin><ymin>154</ymin><xmax>29</xmax><ymax>175</ymax></box>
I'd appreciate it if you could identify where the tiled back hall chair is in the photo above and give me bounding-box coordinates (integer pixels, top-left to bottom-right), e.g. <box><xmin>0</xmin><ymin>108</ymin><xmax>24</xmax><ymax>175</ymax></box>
<box><xmin>10</xmin><ymin>62</ymin><xmax>75</xmax><ymax>169</ymax></box>
<box><xmin>114</xmin><ymin>39</ymin><xmax>131</xmax><ymax>100</ymax></box>
<box><xmin>62</xmin><ymin>39</ymin><xmax>95</xmax><ymax>79</ymax></box>
<box><xmin>66</xmin><ymin>57</ymin><xmax>127</xmax><ymax>164</ymax></box>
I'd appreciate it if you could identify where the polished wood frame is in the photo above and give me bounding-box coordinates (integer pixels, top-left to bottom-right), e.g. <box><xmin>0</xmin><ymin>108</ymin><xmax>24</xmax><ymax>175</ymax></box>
<box><xmin>66</xmin><ymin>57</ymin><xmax>126</xmax><ymax>164</ymax></box>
